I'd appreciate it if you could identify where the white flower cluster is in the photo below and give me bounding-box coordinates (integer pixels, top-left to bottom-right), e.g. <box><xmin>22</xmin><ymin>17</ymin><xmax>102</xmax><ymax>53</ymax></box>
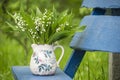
<box><xmin>56</xmin><ymin>22</ymin><xmax>70</xmax><ymax>32</ymax></box>
<box><xmin>13</xmin><ymin>13</ymin><xmax>26</xmax><ymax>31</ymax></box>
<box><xmin>56</xmin><ymin>27</ymin><xmax>61</xmax><ymax>32</ymax></box>
<box><xmin>34</xmin><ymin>17</ymin><xmax>46</xmax><ymax>34</ymax></box>
<box><xmin>28</xmin><ymin>29</ymin><xmax>38</xmax><ymax>39</ymax></box>
<box><xmin>33</xmin><ymin>9</ymin><xmax>54</xmax><ymax>34</ymax></box>
<box><xmin>34</xmin><ymin>17</ymin><xmax>42</xmax><ymax>31</ymax></box>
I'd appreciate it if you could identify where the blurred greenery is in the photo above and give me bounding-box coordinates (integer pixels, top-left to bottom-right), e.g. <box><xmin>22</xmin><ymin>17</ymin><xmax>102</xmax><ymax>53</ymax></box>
<box><xmin>74</xmin><ymin>52</ymin><xmax>108</xmax><ymax>80</ymax></box>
<box><xmin>0</xmin><ymin>0</ymin><xmax>108</xmax><ymax>80</ymax></box>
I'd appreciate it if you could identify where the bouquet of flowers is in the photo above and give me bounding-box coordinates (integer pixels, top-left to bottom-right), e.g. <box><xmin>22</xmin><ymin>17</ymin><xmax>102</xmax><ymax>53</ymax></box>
<box><xmin>8</xmin><ymin>8</ymin><xmax>79</xmax><ymax>44</ymax></box>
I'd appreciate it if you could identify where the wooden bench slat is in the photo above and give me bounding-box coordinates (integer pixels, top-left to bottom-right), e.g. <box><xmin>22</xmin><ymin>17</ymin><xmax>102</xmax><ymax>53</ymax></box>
<box><xmin>12</xmin><ymin>66</ymin><xmax>72</xmax><ymax>80</ymax></box>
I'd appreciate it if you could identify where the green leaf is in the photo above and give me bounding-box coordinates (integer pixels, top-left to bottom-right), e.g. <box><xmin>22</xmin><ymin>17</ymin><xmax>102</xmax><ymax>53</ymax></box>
<box><xmin>48</xmin><ymin>31</ymin><xmax>72</xmax><ymax>44</ymax></box>
<box><xmin>36</xmin><ymin>7</ymin><xmax>42</xmax><ymax>17</ymax></box>
<box><xmin>20</xmin><ymin>11</ymin><xmax>34</xmax><ymax>29</ymax></box>
<box><xmin>58</xmin><ymin>10</ymin><xmax>68</xmax><ymax>24</ymax></box>
<box><xmin>6</xmin><ymin>22</ymin><xmax>17</xmax><ymax>31</ymax></box>
<box><xmin>7</xmin><ymin>11</ymin><xmax>14</xmax><ymax>19</ymax></box>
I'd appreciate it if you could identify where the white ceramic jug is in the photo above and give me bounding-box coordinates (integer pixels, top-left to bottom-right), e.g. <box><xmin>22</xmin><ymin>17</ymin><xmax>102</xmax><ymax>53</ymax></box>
<box><xmin>30</xmin><ymin>44</ymin><xmax>64</xmax><ymax>75</ymax></box>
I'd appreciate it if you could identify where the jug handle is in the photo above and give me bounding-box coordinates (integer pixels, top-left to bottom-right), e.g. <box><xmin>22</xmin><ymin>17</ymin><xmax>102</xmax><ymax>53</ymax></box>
<box><xmin>54</xmin><ymin>45</ymin><xmax>64</xmax><ymax>67</ymax></box>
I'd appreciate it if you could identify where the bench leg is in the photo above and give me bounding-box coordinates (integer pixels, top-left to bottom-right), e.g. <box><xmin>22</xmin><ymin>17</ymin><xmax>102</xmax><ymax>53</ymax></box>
<box><xmin>64</xmin><ymin>50</ymin><xmax>85</xmax><ymax>78</ymax></box>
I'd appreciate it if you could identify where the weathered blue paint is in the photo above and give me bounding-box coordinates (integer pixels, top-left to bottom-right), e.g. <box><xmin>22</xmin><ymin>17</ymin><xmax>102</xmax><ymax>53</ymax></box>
<box><xmin>72</xmin><ymin>16</ymin><xmax>120</xmax><ymax>53</ymax></box>
<box><xmin>64</xmin><ymin>50</ymin><xmax>85</xmax><ymax>78</ymax></box>
<box><xmin>70</xmin><ymin>32</ymin><xmax>82</xmax><ymax>49</ymax></box>
<box><xmin>12</xmin><ymin>66</ymin><xmax>72</xmax><ymax>80</ymax></box>
<box><xmin>82</xmin><ymin>0</ymin><xmax>120</xmax><ymax>8</ymax></box>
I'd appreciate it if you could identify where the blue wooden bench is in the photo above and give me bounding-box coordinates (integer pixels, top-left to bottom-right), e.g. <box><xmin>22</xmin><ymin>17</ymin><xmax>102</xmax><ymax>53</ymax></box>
<box><xmin>12</xmin><ymin>0</ymin><xmax>120</xmax><ymax>80</ymax></box>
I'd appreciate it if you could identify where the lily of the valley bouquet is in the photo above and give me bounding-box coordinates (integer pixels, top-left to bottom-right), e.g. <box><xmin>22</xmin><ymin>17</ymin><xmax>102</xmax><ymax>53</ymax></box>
<box><xmin>9</xmin><ymin>8</ymin><xmax>78</xmax><ymax>45</ymax></box>
<box><xmin>8</xmin><ymin>8</ymin><xmax>81</xmax><ymax>75</ymax></box>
